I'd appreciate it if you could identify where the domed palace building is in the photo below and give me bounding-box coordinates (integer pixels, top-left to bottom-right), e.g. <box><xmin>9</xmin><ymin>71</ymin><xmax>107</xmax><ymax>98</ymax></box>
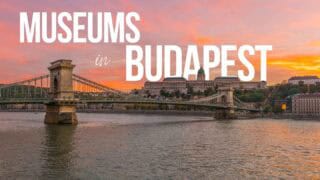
<box><xmin>143</xmin><ymin>67</ymin><xmax>266</xmax><ymax>95</ymax></box>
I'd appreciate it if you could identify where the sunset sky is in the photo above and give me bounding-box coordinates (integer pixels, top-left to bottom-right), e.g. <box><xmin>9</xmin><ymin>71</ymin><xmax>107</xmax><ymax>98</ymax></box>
<box><xmin>0</xmin><ymin>0</ymin><xmax>320</xmax><ymax>91</ymax></box>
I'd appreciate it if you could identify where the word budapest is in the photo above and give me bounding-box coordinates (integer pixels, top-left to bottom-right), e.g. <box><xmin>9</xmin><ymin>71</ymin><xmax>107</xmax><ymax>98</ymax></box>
<box><xmin>19</xmin><ymin>12</ymin><xmax>272</xmax><ymax>82</ymax></box>
<box><xmin>127</xmin><ymin>45</ymin><xmax>271</xmax><ymax>81</ymax></box>
<box><xmin>20</xmin><ymin>12</ymin><xmax>140</xmax><ymax>43</ymax></box>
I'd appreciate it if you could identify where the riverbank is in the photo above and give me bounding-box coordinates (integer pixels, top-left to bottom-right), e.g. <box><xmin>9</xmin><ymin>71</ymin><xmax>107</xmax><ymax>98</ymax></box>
<box><xmin>0</xmin><ymin>109</ymin><xmax>261</xmax><ymax>120</ymax></box>
<box><xmin>0</xmin><ymin>109</ymin><xmax>214</xmax><ymax>116</ymax></box>
<box><xmin>1</xmin><ymin>109</ymin><xmax>319</xmax><ymax>120</ymax></box>
<box><xmin>270</xmin><ymin>113</ymin><xmax>320</xmax><ymax>120</ymax></box>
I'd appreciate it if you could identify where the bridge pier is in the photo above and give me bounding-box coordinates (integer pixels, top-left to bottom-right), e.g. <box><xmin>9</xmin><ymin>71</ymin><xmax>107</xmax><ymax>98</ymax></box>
<box><xmin>44</xmin><ymin>60</ymin><xmax>78</xmax><ymax>125</ymax></box>
<box><xmin>214</xmin><ymin>87</ymin><xmax>237</xmax><ymax>120</ymax></box>
<box><xmin>214</xmin><ymin>108</ymin><xmax>237</xmax><ymax>120</ymax></box>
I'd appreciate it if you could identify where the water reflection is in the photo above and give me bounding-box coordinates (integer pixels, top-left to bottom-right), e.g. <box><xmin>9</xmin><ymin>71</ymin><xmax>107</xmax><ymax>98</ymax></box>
<box><xmin>41</xmin><ymin>125</ymin><xmax>77</xmax><ymax>179</ymax></box>
<box><xmin>0</xmin><ymin>112</ymin><xmax>320</xmax><ymax>179</ymax></box>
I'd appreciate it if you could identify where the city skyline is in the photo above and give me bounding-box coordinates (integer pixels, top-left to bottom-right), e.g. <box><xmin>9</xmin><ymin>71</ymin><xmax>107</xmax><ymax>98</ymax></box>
<box><xmin>1</xmin><ymin>0</ymin><xmax>320</xmax><ymax>91</ymax></box>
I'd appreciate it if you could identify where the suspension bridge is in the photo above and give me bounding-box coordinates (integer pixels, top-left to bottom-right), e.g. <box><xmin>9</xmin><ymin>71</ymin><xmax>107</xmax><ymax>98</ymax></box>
<box><xmin>0</xmin><ymin>60</ymin><xmax>261</xmax><ymax>123</ymax></box>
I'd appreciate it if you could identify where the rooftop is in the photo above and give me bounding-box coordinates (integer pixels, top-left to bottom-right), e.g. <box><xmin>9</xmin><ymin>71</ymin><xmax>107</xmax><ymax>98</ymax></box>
<box><xmin>293</xmin><ymin>93</ymin><xmax>320</xmax><ymax>98</ymax></box>
<box><xmin>289</xmin><ymin>76</ymin><xmax>319</xmax><ymax>80</ymax></box>
<box><xmin>163</xmin><ymin>77</ymin><xmax>187</xmax><ymax>81</ymax></box>
<box><xmin>214</xmin><ymin>76</ymin><xmax>240</xmax><ymax>81</ymax></box>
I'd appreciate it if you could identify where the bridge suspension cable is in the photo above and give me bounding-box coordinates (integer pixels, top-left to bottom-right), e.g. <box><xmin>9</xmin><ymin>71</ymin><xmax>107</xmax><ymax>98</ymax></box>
<box><xmin>187</xmin><ymin>93</ymin><xmax>222</xmax><ymax>103</ymax></box>
<box><xmin>72</xmin><ymin>74</ymin><xmax>125</xmax><ymax>94</ymax></box>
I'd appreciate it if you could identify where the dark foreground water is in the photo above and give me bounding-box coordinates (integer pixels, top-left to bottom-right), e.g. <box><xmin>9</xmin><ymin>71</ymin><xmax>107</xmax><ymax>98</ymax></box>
<box><xmin>0</xmin><ymin>112</ymin><xmax>319</xmax><ymax>179</ymax></box>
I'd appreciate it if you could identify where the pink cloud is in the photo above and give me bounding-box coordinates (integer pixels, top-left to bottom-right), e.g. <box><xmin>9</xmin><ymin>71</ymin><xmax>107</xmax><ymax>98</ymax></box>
<box><xmin>0</xmin><ymin>0</ymin><xmax>320</xmax><ymax>90</ymax></box>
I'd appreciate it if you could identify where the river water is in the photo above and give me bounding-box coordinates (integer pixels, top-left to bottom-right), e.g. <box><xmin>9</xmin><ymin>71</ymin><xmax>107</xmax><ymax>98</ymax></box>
<box><xmin>0</xmin><ymin>112</ymin><xmax>319</xmax><ymax>179</ymax></box>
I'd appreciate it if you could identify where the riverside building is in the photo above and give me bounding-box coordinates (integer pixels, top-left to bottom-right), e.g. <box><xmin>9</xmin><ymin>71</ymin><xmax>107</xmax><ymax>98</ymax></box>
<box><xmin>143</xmin><ymin>67</ymin><xmax>266</xmax><ymax>95</ymax></box>
<box><xmin>288</xmin><ymin>76</ymin><xmax>320</xmax><ymax>85</ymax></box>
<box><xmin>292</xmin><ymin>93</ymin><xmax>320</xmax><ymax>115</ymax></box>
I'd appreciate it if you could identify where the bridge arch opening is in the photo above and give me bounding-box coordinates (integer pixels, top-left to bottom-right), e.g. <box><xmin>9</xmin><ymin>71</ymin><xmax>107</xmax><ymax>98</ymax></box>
<box><xmin>53</xmin><ymin>76</ymin><xmax>58</xmax><ymax>93</ymax></box>
<box><xmin>221</xmin><ymin>95</ymin><xmax>227</xmax><ymax>104</ymax></box>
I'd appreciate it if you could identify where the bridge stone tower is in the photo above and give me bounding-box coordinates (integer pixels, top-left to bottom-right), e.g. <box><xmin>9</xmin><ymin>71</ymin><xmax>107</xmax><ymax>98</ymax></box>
<box><xmin>215</xmin><ymin>87</ymin><xmax>237</xmax><ymax>119</ymax></box>
<box><xmin>44</xmin><ymin>60</ymin><xmax>78</xmax><ymax>124</ymax></box>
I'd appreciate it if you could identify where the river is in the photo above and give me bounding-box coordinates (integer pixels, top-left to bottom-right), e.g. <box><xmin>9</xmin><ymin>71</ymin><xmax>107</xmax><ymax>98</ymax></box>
<box><xmin>0</xmin><ymin>112</ymin><xmax>319</xmax><ymax>179</ymax></box>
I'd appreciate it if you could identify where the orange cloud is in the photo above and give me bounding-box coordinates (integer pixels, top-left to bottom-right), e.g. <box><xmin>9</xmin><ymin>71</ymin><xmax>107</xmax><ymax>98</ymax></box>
<box><xmin>76</xmin><ymin>64</ymin><xmax>144</xmax><ymax>91</ymax></box>
<box><xmin>268</xmin><ymin>55</ymin><xmax>320</xmax><ymax>71</ymax></box>
<box><xmin>307</xmin><ymin>41</ymin><xmax>320</xmax><ymax>47</ymax></box>
<box><xmin>191</xmin><ymin>36</ymin><xmax>216</xmax><ymax>45</ymax></box>
<box><xmin>101</xmin><ymin>80</ymin><xmax>143</xmax><ymax>92</ymax></box>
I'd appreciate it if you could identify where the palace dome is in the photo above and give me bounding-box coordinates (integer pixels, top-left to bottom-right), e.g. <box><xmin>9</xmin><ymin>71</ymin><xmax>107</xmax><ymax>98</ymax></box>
<box><xmin>197</xmin><ymin>67</ymin><xmax>205</xmax><ymax>80</ymax></box>
<box><xmin>198</xmin><ymin>67</ymin><xmax>205</xmax><ymax>75</ymax></box>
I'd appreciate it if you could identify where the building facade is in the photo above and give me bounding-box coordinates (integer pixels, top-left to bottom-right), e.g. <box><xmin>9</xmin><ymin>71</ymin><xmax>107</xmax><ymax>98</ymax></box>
<box><xmin>143</xmin><ymin>68</ymin><xmax>266</xmax><ymax>95</ymax></box>
<box><xmin>288</xmin><ymin>76</ymin><xmax>320</xmax><ymax>85</ymax></box>
<box><xmin>292</xmin><ymin>93</ymin><xmax>320</xmax><ymax>115</ymax></box>
<box><xmin>144</xmin><ymin>77</ymin><xmax>188</xmax><ymax>95</ymax></box>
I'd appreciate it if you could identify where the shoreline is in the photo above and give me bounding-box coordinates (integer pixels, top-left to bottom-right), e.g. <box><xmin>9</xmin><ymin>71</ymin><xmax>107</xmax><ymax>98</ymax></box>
<box><xmin>0</xmin><ymin>109</ymin><xmax>214</xmax><ymax>117</ymax></box>
<box><xmin>269</xmin><ymin>114</ymin><xmax>320</xmax><ymax>120</ymax></box>
<box><xmin>0</xmin><ymin>110</ymin><xmax>319</xmax><ymax>120</ymax></box>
